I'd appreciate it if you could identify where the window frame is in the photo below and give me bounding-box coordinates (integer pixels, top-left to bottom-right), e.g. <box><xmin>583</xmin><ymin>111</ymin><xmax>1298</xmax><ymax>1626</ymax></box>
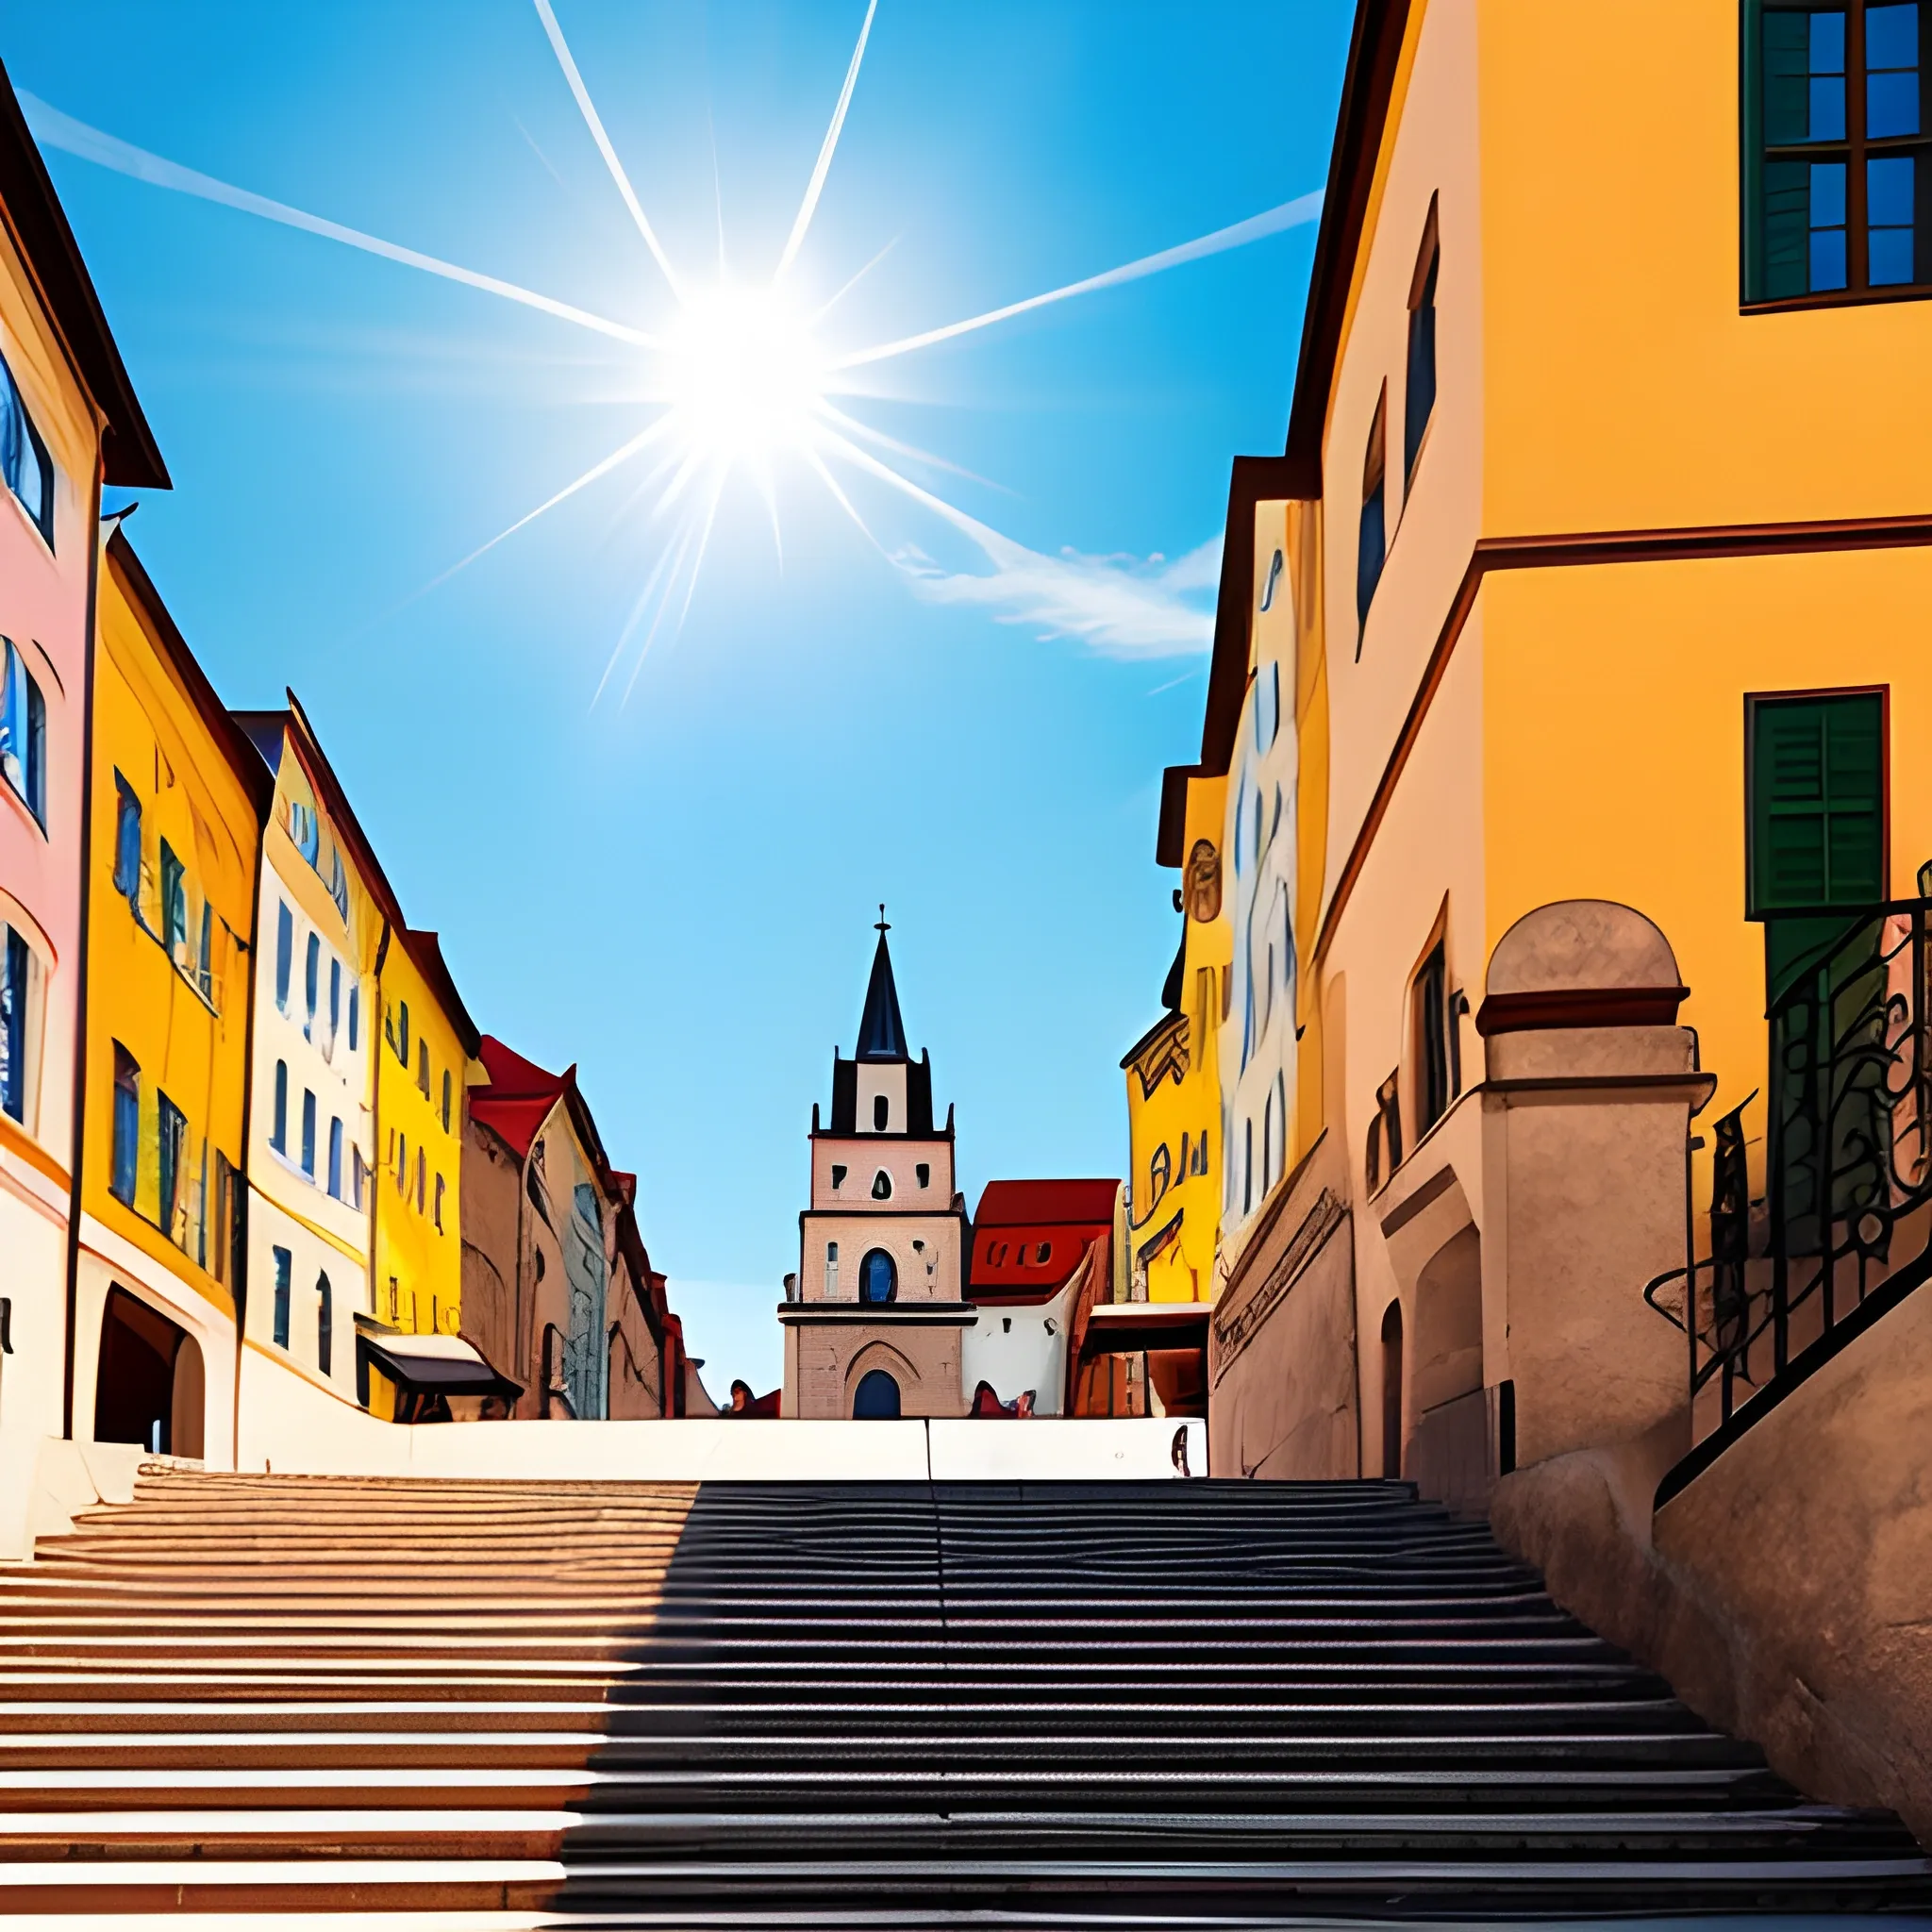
<box><xmin>1404</xmin><ymin>194</ymin><xmax>1441</xmax><ymax>483</ymax></box>
<box><xmin>1356</xmin><ymin>385</ymin><xmax>1389</xmax><ymax>653</ymax></box>
<box><xmin>109</xmin><ymin>1043</ymin><xmax>141</xmax><ymax>1207</ymax></box>
<box><xmin>0</xmin><ymin>352</ymin><xmax>55</xmax><ymax>550</ymax></box>
<box><xmin>0</xmin><ymin>917</ymin><xmax>44</xmax><ymax>1130</ymax></box>
<box><xmin>1742</xmin><ymin>0</ymin><xmax>1932</xmax><ymax>309</ymax></box>
<box><xmin>1743</xmin><ymin>683</ymin><xmax>1890</xmax><ymax>915</ymax></box>
<box><xmin>0</xmin><ymin>639</ymin><xmax>46</xmax><ymax>829</ymax></box>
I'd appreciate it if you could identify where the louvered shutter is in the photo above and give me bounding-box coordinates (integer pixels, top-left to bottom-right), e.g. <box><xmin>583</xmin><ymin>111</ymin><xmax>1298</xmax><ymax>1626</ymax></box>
<box><xmin>1750</xmin><ymin>692</ymin><xmax>1884</xmax><ymax>912</ymax></box>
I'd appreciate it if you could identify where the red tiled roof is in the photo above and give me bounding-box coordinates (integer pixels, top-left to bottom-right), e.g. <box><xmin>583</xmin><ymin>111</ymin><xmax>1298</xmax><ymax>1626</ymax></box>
<box><xmin>469</xmin><ymin>1035</ymin><xmax>575</xmax><ymax>1160</ymax></box>
<box><xmin>973</xmin><ymin>1179</ymin><xmax>1120</xmax><ymax>1228</ymax></box>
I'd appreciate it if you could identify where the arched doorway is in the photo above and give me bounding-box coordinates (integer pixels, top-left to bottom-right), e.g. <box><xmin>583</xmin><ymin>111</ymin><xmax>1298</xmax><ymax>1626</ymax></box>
<box><xmin>94</xmin><ymin>1286</ymin><xmax>205</xmax><ymax>1458</ymax></box>
<box><xmin>859</xmin><ymin>1248</ymin><xmax>897</xmax><ymax>1305</ymax></box>
<box><xmin>853</xmin><ymin>1368</ymin><xmax>901</xmax><ymax>1418</ymax></box>
<box><xmin>1380</xmin><ymin>1300</ymin><xmax>1405</xmax><ymax>1479</ymax></box>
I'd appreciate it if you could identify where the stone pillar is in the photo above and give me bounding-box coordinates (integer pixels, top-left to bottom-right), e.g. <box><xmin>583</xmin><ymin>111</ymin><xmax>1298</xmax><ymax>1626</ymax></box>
<box><xmin>1478</xmin><ymin>901</ymin><xmax>1714</xmax><ymax>1470</ymax></box>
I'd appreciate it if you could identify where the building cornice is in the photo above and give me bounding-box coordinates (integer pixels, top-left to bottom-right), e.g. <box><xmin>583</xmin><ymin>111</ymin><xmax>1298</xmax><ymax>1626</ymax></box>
<box><xmin>1313</xmin><ymin>513</ymin><xmax>1932</xmax><ymax>969</ymax></box>
<box><xmin>777</xmin><ymin>1301</ymin><xmax>979</xmax><ymax>1326</ymax></box>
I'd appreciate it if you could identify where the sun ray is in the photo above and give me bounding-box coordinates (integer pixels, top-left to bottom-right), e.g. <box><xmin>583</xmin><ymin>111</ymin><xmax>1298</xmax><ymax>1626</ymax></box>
<box><xmin>420</xmin><ymin>414</ymin><xmax>674</xmax><ymax>597</ymax></box>
<box><xmin>810</xmin><ymin>234</ymin><xmax>900</xmax><ymax>325</ymax></box>
<box><xmin>20</xmin><ymin>92</ymin><xmax>660</xmax><ymax>349</ymax></box>
<box><xmin>775</xmin><ymin>0</ymin><xmax>877</xmax><ymax>282</ymax></box>
<box><xmin>801</xmin><ymin>445</ymin><xmax>890</xmax><ymax>558</ymax></box>
<box><xmin>817</xmin><ymin>421</ymin><xmax>1009</xmax><ymax>552</ymax></box>
<box><xmin>828</xmin><ymin>190</ymin><xmax>1324</xmax><ymax>371</ymax></box>
<box><xmin>532</xmin><ymin>0</ymin><xmax>683</xmax><ymax>298</ymax></box>
<box><xmin>591</xmin><ymin>537</ymin><xmax>683</xmax><ymax>706</ymax></box>
<box><xmin>813</xmin><ymin>399</ymin><xmax>1006</xmax><ymax>492</ymax></box>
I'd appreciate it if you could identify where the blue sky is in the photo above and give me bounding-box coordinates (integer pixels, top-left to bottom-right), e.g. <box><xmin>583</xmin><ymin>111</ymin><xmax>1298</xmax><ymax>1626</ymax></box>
<box><xmin>8</xmin><ymin>2</ymin><xmax>1350</xmax><ymax>1392</ymax></box>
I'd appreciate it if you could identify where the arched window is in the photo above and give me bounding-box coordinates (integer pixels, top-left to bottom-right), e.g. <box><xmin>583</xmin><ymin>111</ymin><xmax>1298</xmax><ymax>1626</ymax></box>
<box><xmin>859</xmin><ymin>1249</ymin><xmax>896</xmax><ymax>1305</ymax></box>
<box><xmin>871</xmin><ymin>1169</ymin><xmax>892</xmax><ymax>1200</ymax></box>
<box><xmin>1148</xmin><ymin>1141</ymin><xmax>1172</xmax><ymax>1210</ymax></box>
<box><xmin>1381</xmin><ymin>1300</ymin><xmax>1406</xmax><ymax>1478</ymax></box>
<box><xmin>873</xmin><ymin>1092</ymin><xmax>889</xmax><ymax>1130</ymax></box>
<box><xmin>316</xmin><ymin>1273</ymin><xmax>332</xmax><ymax>1377</ymax></box>
<box><xmin>853</xmin><ymin>1368</ymin><xmax>901</xmax><ymax>1419</ymax></box>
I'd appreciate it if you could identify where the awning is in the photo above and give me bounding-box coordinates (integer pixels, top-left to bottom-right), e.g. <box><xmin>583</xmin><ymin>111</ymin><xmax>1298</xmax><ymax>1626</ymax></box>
<box><xmin>359</xmin><ymin>1332</ymin><xmax>522</xmax><ymax>1402</ymax></box>
<box><xmin>1079</xmin><ymin>1301</ymin><xmax>1212</xmax><ymax>1357</ymax></box>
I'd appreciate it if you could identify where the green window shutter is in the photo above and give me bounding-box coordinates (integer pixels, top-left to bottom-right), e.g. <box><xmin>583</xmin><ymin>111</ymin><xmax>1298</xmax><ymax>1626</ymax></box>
<box><xmin>1751</xmin><ymin>691</ymin><xmax>1885</xmax><ymax>912</ymax></box>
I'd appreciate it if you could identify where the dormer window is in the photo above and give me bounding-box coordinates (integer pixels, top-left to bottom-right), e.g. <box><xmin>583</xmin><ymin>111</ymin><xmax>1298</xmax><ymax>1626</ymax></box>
<box><xmin>872</xmin><ymin>1169</ymin><xmax>892</xmax><ymax>1200</ymax></box>
<box><xmin>873</xmin><ymin>1093</ymin><xmax>889</xmax><ymax>1129</ymax></box>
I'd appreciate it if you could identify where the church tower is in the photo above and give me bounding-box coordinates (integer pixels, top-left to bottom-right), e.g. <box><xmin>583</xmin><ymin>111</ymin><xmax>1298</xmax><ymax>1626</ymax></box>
<box><xmin>780</xmin><ymin>914</ymin><xmax>973</xmax><ymax>1419</ymax></box>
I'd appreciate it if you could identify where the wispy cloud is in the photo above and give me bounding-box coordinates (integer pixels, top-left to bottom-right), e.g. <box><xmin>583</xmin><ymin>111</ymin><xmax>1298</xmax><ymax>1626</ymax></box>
<box><xmin>899</xmin><ymin>526</ymin><xmax>1223</xmax><ymax>658</ymax></box>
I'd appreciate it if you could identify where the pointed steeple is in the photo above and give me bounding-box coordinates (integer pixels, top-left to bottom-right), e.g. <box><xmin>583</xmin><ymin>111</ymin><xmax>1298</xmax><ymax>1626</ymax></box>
<box><xmin>857</xmin><ymin>907</ymin><xmax>908</xmax><ymax>1061</ymax></box>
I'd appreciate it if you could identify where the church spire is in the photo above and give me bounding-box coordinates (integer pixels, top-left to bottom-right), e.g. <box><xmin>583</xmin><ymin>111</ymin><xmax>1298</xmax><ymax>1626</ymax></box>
<box><xmin>857</xmin><ymin>907</ymin><xmax>908</xmax><ymax>1062</ymax></box>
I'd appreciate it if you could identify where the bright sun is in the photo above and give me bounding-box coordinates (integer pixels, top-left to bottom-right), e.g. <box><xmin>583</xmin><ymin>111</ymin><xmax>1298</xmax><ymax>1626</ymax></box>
<box><xmin>661</xmin><ymin>282</ymin><xmax>827</xmax><ymax>466</ymax></box>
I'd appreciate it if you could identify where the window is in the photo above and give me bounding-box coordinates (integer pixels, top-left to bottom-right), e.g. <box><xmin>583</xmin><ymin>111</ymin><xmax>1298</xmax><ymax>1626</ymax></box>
<box><xmin>859</xmin><ymin>1249</ymin><xmax>897</xmax><ymax>1304</ymax></box>
<box><xmin>328</xmin><ymin>848</ymin><xmax>349</xmax><ymax>923</ymax></box>
<box><xmin>1263</xmin><ymin>1086</ymin><xmax>1278</xmax><ymax>1194</ymax></box>
<box><xmin>1406</xmin><ymin>198</ymin><xmax>1441</xmax><ymax>480</ymax></box>
<box><xmin>1748</xmin><ymin>3</ymin><xmax>1929</xmax><ymax>301</ymax></box>
<box><xmin>1149</xmin><ymin>1141</ymin><xmax>1172</xmax><ymax>1210</ymax></box>
<box><xmin>1036</xmin><ymin>1241</ymin><xmax>1052</xmax><ymax>1265</ymax></box>
<box><xmin>159</xmin><ymin>841</ymin><xmax>188</xmax><ymax>962</ymax></box>
<box><xmin>1</xmin><ymin>921</ymin><xmax>42</xmax><ymax>1127</ymax></box>
<box><xmin>873</xmin><ymin>1092</ymin><xmax>890</xmax><ymax>1129</ymax></box>
<box><xmin>347</xmin><ymin>986</ymin><xmax>359</xmax><ymax>1052</ymax></box>
<box><xmin>304</xmin><ymin>934</ymin><xmax>320</xmax><ymax>1040</ymax></box>
<box><xmin>351</xmin><ymin>1147</ymin><xmax>368</xmax><ymax>1209</ymax></box>
<box><xmin>1749</xmin><ymin>689</ymin><xmax>1888</xmax><ymax>987</ymax></box>
<box><xmin>197</xmin><ymin>901</ymin><xmax>214</xmax><ymax>1003</ymax></box>
<box><xmin>290</xmin><ymin>798</ymin><xmax>320</xmax><ymax>866</ymax></box>
<box><xmin>830</xmin><ymin>1163</ymin><xmax>847</xmax><ymax>1190</ymax></box>
<box><xmin>272</xmin><ymin>1246</ymin><xmax>291</xmax><ymax>1348</ymax></box>
<box><xmin>271</xmin><ymin>1059</ymin><xmax>288</xmax><ymax>1153</ymax></box>
<box><xmin>327</xmin><ymin>1117</ymin><xmax>343</xmax><ymax>1199</ymax></box>
<box><xmin>1242</xmin><ymin>1117</ymin><xmax>1254</xmax><ymax>1216</ymax></box>
<box><xmin>113</xmin><ymin>775</ymin><xmax>142</xmax><ymax>903</ymax></box>
<box><xmin>1414</xmin><ymin>939</ymin><xmax>1451</xmax><ymax>1138</ymax></box>
<box><xmin>1259</xmin><ymin>546</ymin><xmax>1285</xmax><ymax>613</ymax></box>
<box><xmin>397</xmin><ymin>1002</ymin><xmax>410</xmax><ymax>1066</ymax></box>
<box><xmin>300</xmin><ymin>1089</ymin><xmax>317</xmax><ymax>1178</ymax></box>
<box><xmin>915</xmin><ymin>1161</ymin><xmax>930</xmax><ymax>1189</ymax></box>
<box><xmin>417</xmin><ymin>1146</ymin><xmax>426</xmax><ymax>1212</ymax></box>
<box><xmin>1357</xmin><ymin>386</ymin><xmax>1388</xmax><ymax>643</ymax></box>
<box><xmin>275</xmin><ymin>902</ymin><xmax>292</xmax><ymax>1012</ymax></box>
<box><xmin>397</xmin><ymin>1131</ymin><xmax>408</xmax><ymax>1193</ymax></box>
<box><xmin>316</xmin><ymin>1273</ymin><xmax>333</xmax><ymax>1376</ymax></box>
<box><xmin>434</xmin><ymin>1173</ymin><xmax>445</xmax><ymax>1231</ymax></box>
<box><xmin>157</xmin><ymin>1092</ymin><xmax>186</xmax><ymax>1239</ymax></box>
<box><xmin>110</xmin><ymin>1044</ymin><xmax>140</xmax><ymax>1206</ymax></box>
<box><xmin>441</xmin><ymin>1068</ymin><xmax>453</xmax><ymax>1132</ymax></box>
<box><xmin>871</xmin><ymin>1168</ymin><xmax>892</xmax><ymax>1200</ymax></box>
<box><xmin>0</xmin><ymin>639</ymin><xmax>46</xmax><ymax>825</ymax></box>
<box><xmin>328</xmin><ymin>959</ymin><xmax>341</xmax><ymax>1058</ymax></box>
<box><xmin>0</xmin><ymin>352</ymin><xmax>54</xmax><ymax>546</ymax></box>
<box><xmin>825</xmin><ymin>1241</ymin><xmax>840</xmax><ymax>1295</ymax></box>
<box><xmin>417</xmin><ymin>1040</ymin><xmax>430</xmax><ymax>1096</ymax></box>
<box><xmin>852</xmin><ymin>1367</ymin><xmax>901</xmax><ymax>1418</ymax></box>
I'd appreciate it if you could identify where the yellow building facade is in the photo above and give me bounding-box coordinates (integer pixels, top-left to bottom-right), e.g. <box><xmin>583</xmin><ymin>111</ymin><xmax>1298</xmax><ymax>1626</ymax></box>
<box><xmin>1123</xmin><ymin>772</ymin><xmax>1229</xmax><ymax>1307</ymax></box>
<box><xmin>372</xmin><ymin>925</ymin><xmax>476</xmax><ymax>1342</ymax></box>
<box><xmin>1198</xmin><ymin>0</ymin><xmax>1932</xmax><ymax>1489</ymax></box>
<box><xmin>75</xmin><ymin>532</ymin><xmax>268</xmax><ymax>1465</ymax></box>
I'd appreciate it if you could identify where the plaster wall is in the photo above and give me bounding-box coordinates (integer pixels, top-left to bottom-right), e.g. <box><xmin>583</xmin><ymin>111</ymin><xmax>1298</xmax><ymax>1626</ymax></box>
<box><xmin>458</xmin><ymin>1114</ymin><xmax>523</xmax><ymax>1394</ymax></box>
<box><xmin>788</xmin><ymin>1317</ymin><xmax>968</xmax><ymax>1420</ymax></box>
<box><xmin>799</xmin><ymin>1209</ymin><xmax>961</xmax><ymax>1306</ymax></box>
<box><xmin>810</xmin><ymin>1133</ymin><xmax>953</xmax><ymax>1210</ymax></box>
<box><xmin>961</xmin><ymin>1270</ymin><xmax>1074</xmax><ymax>1414</ymax></box>
<box><xmin>851</xmin><ymin>1061</ymin><xmax>908</xmax><ymax>1133</ymax></box>
<box><xmin>1318</xmin><ymin>0</ymin><xmax>1485</xmax><ymax>926</ymax></box>
<box><xmin>0</xmin><ymin>212</ymin><xmax>107</xmax><ymax>1203</ymax></box>
<box><xmin>243</xmin><ymin>1189</ymin><xmax>362</xmax><ymax>1397</ymax></box>
<box><xmin>0</xmin><ymin>1181</ymin><xmax>75</xmax><ymax>1559</ymax></box>
<box><xmin>1478</xmin><ymin>0</ymin><xmax>1932</xmax><ymax>535</ymax></box>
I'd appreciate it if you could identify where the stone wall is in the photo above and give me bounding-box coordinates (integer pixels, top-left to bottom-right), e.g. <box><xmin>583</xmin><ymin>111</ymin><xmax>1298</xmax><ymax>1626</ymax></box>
<box><xmin>1491</xmin><ymin>1281</ymin><xmax>1932</xmax><ymax>1848</ymax></box>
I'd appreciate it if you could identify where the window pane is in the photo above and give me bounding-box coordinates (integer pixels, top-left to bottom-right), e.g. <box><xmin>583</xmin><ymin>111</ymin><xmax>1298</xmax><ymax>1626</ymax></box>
<box><xmin>24</xmin><ymin>671</ymin><xmax>43</xmax><ymax>824</ymax></box>
<box><xmin>1765</xmin><ymin>12</ymin><xmax>1814</xmax><ymax>142</ymax></box>
<box><xmin>1868</xmin><ymin>155</ymin><xmax>1918</xmax><ymax>282</ymax></box>
<box><xmin>1868</xmin><ymin>2</ymin><xmax>1919</xmax><ymax>70</ymax></box>
<box><xmin>275</xmin><ymin>903</ymin><xmax>292</xmax><ymax>1009</ymax></box>
<box><xmin>1867</xmin><ymin>68</ymin><xmax>1922</xmax><ymax>134</ymax></box>
<box><xmin>1809</xmin><ymin>73</ymin><xmax>1848</xmax><ymax>138</ymax></box>
<box><xmin>1810</xmin><ymin>160</ymin><xmax>1848</xmax><ymax>288</ymax></box>
<box><xmin>1</xmin><ymin>927</ymin><xmax>26</xmax><ymax>1123</ymax></box>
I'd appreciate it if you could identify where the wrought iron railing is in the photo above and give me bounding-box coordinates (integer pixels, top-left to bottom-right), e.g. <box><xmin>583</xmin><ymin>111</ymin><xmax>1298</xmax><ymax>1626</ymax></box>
<box><xmin>1646</xmin><ymin>896</ymin><xmax>1932</xmax><ymax>1429</ymax></box>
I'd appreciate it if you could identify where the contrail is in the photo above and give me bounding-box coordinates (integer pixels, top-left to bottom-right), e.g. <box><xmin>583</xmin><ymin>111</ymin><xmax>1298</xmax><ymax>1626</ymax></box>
<box><xmin>830</xmin><ymin>190</ymin><xmax>1324</xmax><ymax>370</ymax></box>
<box><xmin>19</xmin><ymin>92</ymin><xmax>659</xmax><ymax>349</ymax></box>
<box><xmin>533</xmin><ymin>0</ymin><xmax>683</xmax><ymax>299</ymax></box>
<box><xmin>775</xmin><ymin>0</ymin><xmax>877</xmax><ymax>282</ymax></box>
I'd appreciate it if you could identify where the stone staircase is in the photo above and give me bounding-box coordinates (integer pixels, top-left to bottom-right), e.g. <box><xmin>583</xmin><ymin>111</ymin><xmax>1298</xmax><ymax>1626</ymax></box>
<box><xmin>0</xmin><ymin>1468</ymin><xmax>1923</xmax><ymax>1923</ymax></box>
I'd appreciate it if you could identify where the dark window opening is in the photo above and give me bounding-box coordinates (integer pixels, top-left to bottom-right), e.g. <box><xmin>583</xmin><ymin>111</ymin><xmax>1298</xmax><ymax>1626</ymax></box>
<box><xmin>872</xmin><ymin>1168</ymin><xmax>893</xmax><ymax>1200</ymax></box>
<box><xmin>1</xmin><ymin>926</ymin><xmax>30</xmax><ymax>1124</ymax></box>
<box><xmin>859</xmin><ymin>1248</ymin><xmax>897</xmax><ymax>1304</ymax></box>
<box><xmin>327</xmin><ymin>1117</ymin><xmax>343</xmax><ymax>1199</ymax></box>
<box><xmin>1380</xmin><ymin>1300</ymin><xmax>1405</xmax><ymax>1478</ymax></box>
<box><xmin>113</xmin><ymin>774</ymin><xmax>142</xmax><ymax>904</ymax></box>
<box><xmin>304</xmin><ymin>934</ymin><xmax>320</xmax><ymax>1038</ymax></box>
<box><xmin>853</xmin><ymin>1367</ymin><xmax>901</xmax><ymax>1418</ymax></box>
<box><xmin>873</xmin><ymin>1092</ymin><xmax>890</xmax><ymax>1129</ymax></box>
<box><xmin>157</xmin><ymin>1092</ymin><xmax>186</xmax><ymax>1240</ymax></box>
<box><xmin>271</xmin><ymin>1059</ymin><xmax>288</xmax><ymax>1154</ymax></box>
<box><xmin>1414</xmin><ymin>939</ymin><xmax>1451</xmax><ymax>1137</ymax></box>
<box><xmin>0</xmin><ymin>352</ymin><xmax>55</xmax><ymax>546</ymax></box>
<box><xmin>1405</xmin><ymin>196</ymin><xmax>1440</xmax><ymax>480</ymax></box>
<box><xmin>830</xmin><ymin>1163</ymin><xmax>847</xmax><ymax>1190</ymax></box>
<box><xmin>109</xmin><ymin>1043</ymin><xmax>140</xmax><ymax>1206</ymax></box>
<box><xmin>915</xmin><ymin>1161</ymin><xmax>930</xmax><ymax>1188</ymax></box>
<box><xmin>301</xmin><ymin>1089</ymin><xmax>317</xmax><ymax>1179</ymax></box>
<box><xmin>1</xmin><ymin>639</ymin><xmax>46</xmax><ymax>825</ymax></box>
<box><xmin>160</xmin><ymin>841</ymin><xmax>187</xmax><ymax>959</ymax></box>
<box><xmin>1747</xmin><ymin>3</ymin><xmax>1930</xmax><ymax>302</ymax></box>
<box><xmin>273</xmin><ymin>1246</ymin><xmax>291</xmax><ymax>1348</ymax></box>
<box><xmin>275</xmin><ymin>902</ymin><xmax>292</xmax><ymax>1011</ymax></box>
<box><xmin>1357</xmin><ymin>387</ymin><xmax>1388</xmax><ymax>646</ymax></box>
<box><xmin>316</xmin><ymin>1272</ymin><xmax>333</xmax><ymax>1375</ymax></box>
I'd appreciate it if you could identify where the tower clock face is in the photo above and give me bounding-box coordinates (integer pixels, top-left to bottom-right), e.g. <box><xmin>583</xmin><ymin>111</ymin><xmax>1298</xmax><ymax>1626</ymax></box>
<box><xmin>1185</xmin><ymin>839</ymin><xmax>1223</xmax><ymax>923</ymax></box>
